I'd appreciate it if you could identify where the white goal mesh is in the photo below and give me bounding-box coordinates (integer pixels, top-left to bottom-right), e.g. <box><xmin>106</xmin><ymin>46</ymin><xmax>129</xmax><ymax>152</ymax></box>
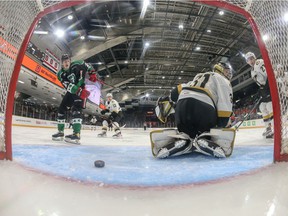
<box><xmin>0</xmin><ymin>0</ymin><xmax>287</xmax><ymax>161</ymax></box>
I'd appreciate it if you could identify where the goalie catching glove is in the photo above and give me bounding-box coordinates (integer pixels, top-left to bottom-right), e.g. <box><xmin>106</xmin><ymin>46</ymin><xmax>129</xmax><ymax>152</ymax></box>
<box><xmin>155</xmin><ymin>96</ymin><xmax>175</xmax><ymax>123</ymax></box>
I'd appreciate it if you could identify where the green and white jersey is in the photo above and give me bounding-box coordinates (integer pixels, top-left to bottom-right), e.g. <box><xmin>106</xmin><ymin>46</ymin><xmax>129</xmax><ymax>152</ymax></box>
<box><xmin>57</xmin><ymin>60</ymin><xmax>94</xmax><ymax>94</ymax></box>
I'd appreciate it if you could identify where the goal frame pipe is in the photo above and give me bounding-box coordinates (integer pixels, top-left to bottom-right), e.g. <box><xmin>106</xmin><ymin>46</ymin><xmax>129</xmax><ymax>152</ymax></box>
<box><xmin>2</xmin><ymin>0</ymin><xmax>285</xmax><ymax>162</ymax></box>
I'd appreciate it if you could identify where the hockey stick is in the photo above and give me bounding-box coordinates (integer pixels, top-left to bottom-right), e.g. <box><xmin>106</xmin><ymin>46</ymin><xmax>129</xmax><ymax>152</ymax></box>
<box><xmin>234</xmin><ymin>96</ymin><xmax>262</xmax><ymax>130</ymax></box>
<box><xmin>98</xmin><ymin>79</ymin><xmax>122</xmax><ymax>91</ymax></box>
<box><xmin>99</xmin><ymin>114</ymin><xmax>123</xmax><ymax>129</ymax></box>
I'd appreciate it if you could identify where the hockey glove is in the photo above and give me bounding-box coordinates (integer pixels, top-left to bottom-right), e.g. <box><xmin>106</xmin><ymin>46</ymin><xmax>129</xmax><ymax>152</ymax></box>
<box><xmin>155</xmin><ymin>96</ymin><xmax>175</xmax><ymax>123</ymax></box>
<box><xmin>100</xmin><ymin>109</ymin><xmax>110</xmax><ymax>115</ymax></box>
<box><xmin>76</xmin><ymin>87</ymin><xmax>90</xmax><ymax>100</ymax></box>
<box><xmin>89</xmin><ymin>73</ymin><xmax>98</xmax><ymax>82</ymax></box>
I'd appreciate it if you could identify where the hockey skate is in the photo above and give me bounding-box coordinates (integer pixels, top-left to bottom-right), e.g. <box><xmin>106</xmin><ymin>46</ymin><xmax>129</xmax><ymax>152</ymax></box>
<box><xmin>112</xmin><ymin>130</ymin><xmax>122</xmax><ymax>139</ymax></box>
<box><xmin>265</xmin><ymin>129</ymin><xmax>274</xmax><ymax>139</ymax></box>
<box><xmin>194</xmin><ymin>137</ymin><xmax>226</xmax><ymax>158</ymax></box>
<box><xmin>52</xmin><ymin>131</ymin><xmax>64</xmax><ymax>141</ymax></box>
<box><xmin>64</xmin><ymin>133</ymin><xmax>80</xmax><ymax>144</ymax></box>
<box><xmin>97</xmin><ymin>131</ymin><xmax>107</xmax><ymax>137</ymax></box>
<box><xmin>262</xmin><ymin>126</ymin><xmax>274</xmax><ymax>139</ymax></box>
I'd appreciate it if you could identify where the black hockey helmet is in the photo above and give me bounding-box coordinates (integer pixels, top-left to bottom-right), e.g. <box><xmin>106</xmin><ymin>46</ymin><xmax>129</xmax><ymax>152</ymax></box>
<box><xmin>61</xmin><ymin>54</ymin><xmax>70</xmax><ymax>62</ymax></box>
<box><xmin>213</xmin><ymin>62</ymin><xmax>233</xmax><ymax>80</ymax></box>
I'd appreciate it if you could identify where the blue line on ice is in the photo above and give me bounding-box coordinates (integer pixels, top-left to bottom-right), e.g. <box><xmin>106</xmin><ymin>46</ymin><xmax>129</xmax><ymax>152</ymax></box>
<box><xmin>13</xmin><ymin>145</ymin><xmax>273</xmax><ymax>186</ymax></box>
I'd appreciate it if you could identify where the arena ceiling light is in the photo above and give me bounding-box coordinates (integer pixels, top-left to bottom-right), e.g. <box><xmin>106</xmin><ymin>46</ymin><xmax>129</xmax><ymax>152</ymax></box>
<box><xmin>140</xmin><ymin>0</ymin><xmax>150</xmax><ymax>19</ymax></box>
<box><xmin>284</xmin><ymin>13</ymin><xmax>288</xmax><ymax>22</ymax></box>
<box><xmin>18</xmin><ymin>80</ymin><xmax>24</xmax><ymax>84</ymax></box>
<box><xmin>181</xmin><ymin>70</ymin><xmax>184</xmax><ymax>73</ymax></box>
<box><xmin>219</xmin><ymin>11</ymin><xmax>224</xmax><ymax>15</ymax></box>
<box><xmin>207</xmin><ymin>29</ymin><xmax>211</xmax><ymax>33</ymax></box>
<box><xmin>195</xmin><ymin>47</ymin><xmax>201</xmax><ymax>51</ymax></box>
<box><xmin>68</xmin><ymin>15</ymin><xmax>73</xmax><ymax>20</ymax></box>
<box><xmin>263</xmin><ymin>34</ymin><xmax>269</xmax><ymax>41</ymax></box>
<box><xmin>179</xmin><ymin>24</ymin><xmax>184</xmax><ymax>30</ymax></box>
<box><xmin>54</xmin><ymin>29</ymin><xmax>65</xmax><ymax>38</ymax></box>
<box><xmin>87</xmin><ymin>35</ymin><xmax>106</xmax><ymax>41</ymax></box>
<box><xmin>80</xmin><ymin>36</ymin><xmax>85</xmax><ymax>40</ymax></box>
<box><xmin>124</xmin><ymin>60</ymin><xmax>128</xmax><ymax>64</ymax></box>
<box><xmin>178</xmin><ymin>77</ymin><xmax>182</xmax><ymax>80</ymax></box>
<box><xmin>146</xmin><ymin>93</ymin><xmax>149</xmax><ymax>97</ymax></box>
<box><xmin>145</xmin><ymin>42</ymin><xmax>150</xmax><ymax>47</ymax></box>
<box><xmin>162</xmin><ymin>76</ymin><xmax>165</xmax><ymax>79</ymax></box>
<box><xmin>33</xmin><ymin>30</ymin><xmax>48</xmax><ymax>35</ymax></box>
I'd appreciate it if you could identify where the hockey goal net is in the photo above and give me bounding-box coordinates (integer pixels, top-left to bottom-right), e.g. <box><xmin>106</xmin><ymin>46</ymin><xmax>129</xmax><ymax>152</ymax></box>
<box><xmin>0</xmin><ymin>0</ymin><xmax>287</xmax><ymax>161</ymax></box>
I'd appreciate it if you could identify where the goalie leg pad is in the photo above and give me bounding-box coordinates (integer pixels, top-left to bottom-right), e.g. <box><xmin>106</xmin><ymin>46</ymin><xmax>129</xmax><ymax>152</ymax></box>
<box><xmin>150</xmin><ymin>129</ymin><xmax>178</xmax><ymax>157</ymax></box>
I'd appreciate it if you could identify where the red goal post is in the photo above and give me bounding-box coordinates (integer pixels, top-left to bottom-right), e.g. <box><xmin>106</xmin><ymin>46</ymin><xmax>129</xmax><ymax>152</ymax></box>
<box><xmin>0</xmin><ymin>0</ymin><xmax>287</xmax><ymax>162</ymax></box>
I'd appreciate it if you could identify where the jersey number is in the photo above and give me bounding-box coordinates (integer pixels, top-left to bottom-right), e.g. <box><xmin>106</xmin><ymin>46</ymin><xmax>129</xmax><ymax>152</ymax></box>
<box><xmin>192</xmin><ymin>74</ymin><xmax>210</xmax><ymax>88</ymax></box>
<box><xmin>260</xmin><ymin>65</ymin><xmax>266</xmax><ymax>73</ymax></box>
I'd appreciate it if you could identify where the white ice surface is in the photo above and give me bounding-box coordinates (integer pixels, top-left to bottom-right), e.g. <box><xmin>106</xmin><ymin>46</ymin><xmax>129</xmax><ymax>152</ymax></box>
<box><xmin>0</xmin><ymin>126</ymin><xmax>287</xmax><ymax>216</ymax></box>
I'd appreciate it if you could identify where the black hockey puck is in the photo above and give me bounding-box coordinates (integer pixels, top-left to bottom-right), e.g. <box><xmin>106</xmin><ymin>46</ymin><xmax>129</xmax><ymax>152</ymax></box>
<box><xmin>94</xmin><ymin>160</ymin><xmax>105</xmax><ymax>168</ymax></box>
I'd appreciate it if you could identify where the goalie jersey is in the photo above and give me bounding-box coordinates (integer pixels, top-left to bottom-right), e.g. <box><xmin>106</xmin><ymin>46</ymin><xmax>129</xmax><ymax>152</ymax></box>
<box><xmin>250</xmin><ymin>59</ymin><xmax>271</xmax><ymax>102</ymax></box>
<box><xmin>171</xmin><ymin>71</ymin><xmax>233</xmax><ymax>122</ymax></box>
<box><xmin>105</xmin><ymin>99</ymin><xmax>122</xmax><ymax>113</ymax></box>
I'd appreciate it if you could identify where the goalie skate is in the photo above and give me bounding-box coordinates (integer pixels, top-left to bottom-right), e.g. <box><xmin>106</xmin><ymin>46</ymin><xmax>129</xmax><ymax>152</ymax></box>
<box><xmin>194</xmin><ymin>138</ymin><xmax>226</xmax><ymax>158</ymax></box>
<box><xmin>195</xmin><ymin>128</ymin><xmax>236</xmax><ymax>157</ymax></box>
<box><xmin>156</xmin><ymin>139</ymin><xmax>193</xmax><ymax>158</ymax></box>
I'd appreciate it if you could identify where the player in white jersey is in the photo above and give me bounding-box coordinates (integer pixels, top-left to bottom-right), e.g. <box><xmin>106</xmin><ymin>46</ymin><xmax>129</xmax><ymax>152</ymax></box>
<box><xmin>90</xmin><ymin>116</ymin><xmax>97</xmax><ymax>131</ymax></box>
<box><xmin>245</xmin><ymin>52</ymin><xmax>273</xmax><ymax>138</ymax></box>
<box><xmin>98</xmin><ymin>93</ymin><xmax>123</xmax><ymax>138</ymax></box>
<box><xmin>276</xmin><ymin>64</ymin><xmax>288</xmax><ymax>115</ymax></box>
<box><xmin>153</xmin><ymin>62</ymin><xmax>234</xmax><ymax>158</ymax></box>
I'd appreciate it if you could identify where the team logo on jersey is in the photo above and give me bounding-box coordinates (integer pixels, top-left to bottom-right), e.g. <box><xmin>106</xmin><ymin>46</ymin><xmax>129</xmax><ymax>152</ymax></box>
<box><xmin>67</xmin><ymin>74</ymin><xmax>76</xmax><ymax>83</ymax></box>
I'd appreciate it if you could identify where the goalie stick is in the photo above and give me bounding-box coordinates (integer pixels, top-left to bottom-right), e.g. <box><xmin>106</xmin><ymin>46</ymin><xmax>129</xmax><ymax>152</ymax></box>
<box><xmin>234</xmin><ymin>96</ymin><xmax>262</xmax><ymax>130</ymax></box>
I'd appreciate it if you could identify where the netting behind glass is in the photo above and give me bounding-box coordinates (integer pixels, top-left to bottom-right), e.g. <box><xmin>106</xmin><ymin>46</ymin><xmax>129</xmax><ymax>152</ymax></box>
<box><xmin>0</xmin><ymin>0</ymin><xmax>287</xmax><ymax>159</ymax></box>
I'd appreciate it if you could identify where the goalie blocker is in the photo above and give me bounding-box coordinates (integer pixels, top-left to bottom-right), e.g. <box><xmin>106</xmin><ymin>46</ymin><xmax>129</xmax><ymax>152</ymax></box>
<box><xmin>150</xmin><ymin>128</ymin><xmax>236</xmax><ymax>158</ymax></box>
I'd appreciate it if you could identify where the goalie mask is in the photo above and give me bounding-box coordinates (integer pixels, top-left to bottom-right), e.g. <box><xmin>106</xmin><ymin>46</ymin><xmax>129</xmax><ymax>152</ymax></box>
<box><xmin>213</xmin><ymin>62</ymin><xmax>233</xmax><ymax>80</ymax></box>
<box><xmin>155</xmin><ymin>96</ymin><xmax>175</xmax><ymax>123</ymax></box>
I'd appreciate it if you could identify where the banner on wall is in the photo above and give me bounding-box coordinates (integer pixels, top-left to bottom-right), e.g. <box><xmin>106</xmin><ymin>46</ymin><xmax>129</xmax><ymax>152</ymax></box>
<box><xmin>22</xmin><ymin>55</ymin><xmax>63</xmax><ymax>88</ymax></box>
<box><xmin>42</xmin><ymin>49</ymin><xmax>60</xmax><ymax>73</ymax></box>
